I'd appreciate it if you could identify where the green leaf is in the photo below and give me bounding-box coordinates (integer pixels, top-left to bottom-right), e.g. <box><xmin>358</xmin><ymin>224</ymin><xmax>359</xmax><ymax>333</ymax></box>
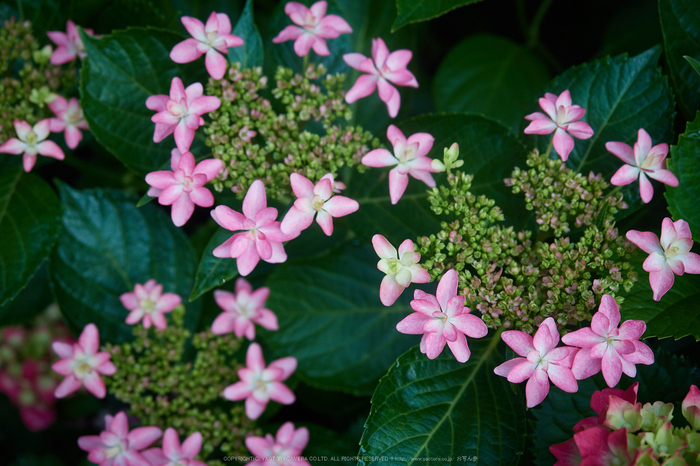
<box><xmin>433</xmin><ymin>35</ymin><xmax>550</xmax><ymax>133</ymax></box>
<box><xmin>660</xmin><ymin>0</ymin><xmax>700</xmax><ymax>117</ymax></box>
<box><xmin>359</xmin><ymin>333</ymin><xmax>526</xmax><ymax>465</ymax></box>
<box><xmin>393</xmin><ymin>0</ymin><xmax>485</xmax><ymax>31</ymax></box>
<box><xmin>229</xmin><ymin>0</ymin><xmax>264</xmax><ymax>68</ymax></box>
<box><xmin>0</xmin><ymin>163</ymin><xmax>61</xmax><ymax>309</ymax></box>
<box><xmin>0</xmin><ymin>264</ymin><xmax>53</xmax><ymax>326</ymax></box>
<box><xmin>684</xmin><ymin>55</ymin><xmax>700</xmax><ymax>78</ymax></box>
<box><xmin>50</xmin><ymin>184</ymin><xmax>200</xmax><ymax>342</ymax></box>
<box><xmin>189</xmin><ymin>227</ymin><xmax>239</xmax><ymax>301</ymax></box>
<box><xmin>666</xmin><ymin>112</ymin><xmax>700</xmax><ymax>234</ymax></box>
<box><xmin>261</xmin><ymin>242</ymin><xmax>416</xmax><ymax>396</ymax></box>
<box><xmin>534</xmin><ymin>46</ymin><xmax>675</xmax><ymax>211</ymax></box>
<box><xmin>80</xmin><ymin>27</ymin><xmax>205</xmax><ymax>176</ymax></box>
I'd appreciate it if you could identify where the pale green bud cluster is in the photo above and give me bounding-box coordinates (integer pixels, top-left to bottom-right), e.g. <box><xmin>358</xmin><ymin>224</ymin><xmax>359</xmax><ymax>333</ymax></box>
<box><xmin>204</xmin><ymin>63</ymin><xmax>379</xmax><ymax>200</ymax></box>
<box><xmin>418</xmin><ymin>148</ymin><xmax>636</xmax><ymax>333</ymax></box>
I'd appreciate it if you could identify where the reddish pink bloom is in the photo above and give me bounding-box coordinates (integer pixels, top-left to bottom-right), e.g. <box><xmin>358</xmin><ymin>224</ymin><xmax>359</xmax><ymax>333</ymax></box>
<box><xmin>573</xmin><ymin>427</ymin><xmax>638</xmax><ymax>466</ymax></box>
<box><xmin>51</xmin><ymin>323</ymin><xmax>116</xmax><ymax>399</ymax></box>
<box><xmin>549</xmin><ymin>438</ymin><xmax>581</xmax><ymax>466</ymax></box>
<box><xmin>145</xmin><ymin>149</ymin><xmax>222</xmax><ymax>227</ymax></box>
<box><xmin>119</xmin><ymin>279</ymin><xmax>182</xmax><ymax>330</ymax></box>
<box><xmin>272</xmin><ymin>1</ymin><xmax>352</xmax><ymax>57</ymax></box>
<box><xmin>573</xmin><ymin>382</ymin><xmax>639</xmax><ymax>432</ymax></box>
<box><xmin>142</xmin><ymin>428</ymin><xmax>207</xmax><ymax>466</ymax></box>
<box><xmin>0</xmin><ymin>120</ymin><xmax>65</xmax><ymax>172</ymax></box>
<box><xmin>245</xmin><ymin>422</ymin><xmax>311</xmax><ymax>466</ymax></box>
<box><xmin>212</xmin><ymin>278</ymin><xmax>279</xmax><ymax>339</ymax></box>
<box><xmin>46</xmin><ymin>20</ymin><xmax>95</xmax><ymax>65</ymax></box>
<box><xmin>362</xmin><ymin>125</ymin><xmax>438</xmax><ymax>205</ymax></box>
<box><xmin>372</xmin><ymin>235</ymin><xmax>430</xmax><ymax>306</ymax></box>
<box><xmin>343</xmin><ymin>38</ymin><xmax>418</xmax><ymax>118</ymax></box>
<box><xmin>211</xmin><ymin>180</ymin><xmax>294</xmax><ymax>276</ymax></box>
<box><xmin>146</xmin><ymin>77</ymin><xmax>220</xmax><ymax>153</ymax></box>
<box><xmin>222</xmin><ymin>343</ymin><xmax>297</xmax><ymax>420</ymax></box>
<box><xmin>494</xmin><ymin>317</ymin><xmax>578</xmax><ymax>408</ymax></box>
<box><xmin>562</xmin><ymin>295</ymin><xmax>653</xmax><ymax>388</ymax></box>
<box><xmin>606</xmin><ymin>128</ymin><xmax>678</xmax><ymax>204</ymax></box>
<box><xmin>626</xmin><ymin>218</ymin><xmax>700</xmax><ymax>301</ymax></box>
<box><xmin>524</xmin><ymin>90</ymin><xmax>594</xmax><ymax>162</ymax></box>
<box><xmin>396</xmin><ymin>269</ymin><xmax>488</xmax><ymax>362</ymax></box>
<box><xmin>170</xmin><ymin>12</ymin><xmax>244</xmax><ymax>80</ymax></box>
<box><xmin>78</xmin><ymin>412</ymin><xmax>162</xmax><ymax>466</ymax></box>
<box><xmin>683</xmin><ymin>384</ymin><xmax>700</xmax><ymax>430</ymax></box>
<box><xmin>281</xmin><ymin>173</ymin><xmax>359</xmax><ymax>236</ymax></box>
<box><xmin>48</xmin><ymin>96</ymin><xmax>89</xmax><ymax>149</ymax></box>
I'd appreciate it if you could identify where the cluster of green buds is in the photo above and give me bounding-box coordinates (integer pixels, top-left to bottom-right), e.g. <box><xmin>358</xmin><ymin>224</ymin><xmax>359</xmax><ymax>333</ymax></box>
<box><xmin>0</xmin><ymin>18</ymin><xmax>77</xmax><ymax>143</ymax></box>
<box><xmin>418</xmin><ymin>146</ymin><xmax>636</xmax><ymax>334</ymax></box>
<box><xmin>204</xmin><ymin>62</ymin><xmax>379</xmax><ymax>199</ymax></box>
<box><xmin>102</xmin><ymin>306</ymin><xmax>259</xmax><ymax>459</ymax></box>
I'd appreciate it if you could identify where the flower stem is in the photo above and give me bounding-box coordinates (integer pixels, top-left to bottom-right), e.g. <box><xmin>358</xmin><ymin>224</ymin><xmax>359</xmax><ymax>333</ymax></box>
<box><xmin>16</xmin><ymin>0</ymin><xmax>24</xmax><ymax>21</ymax></box>
<box><xmin>527</xmin><ymin>0</ymin><xmax>554</xmax><ymax>48</ymax></box>
<box><xmin>543</xmin><ymin>137</ymin><xmax>554</xmax><ymax>159</ymax></box>
<box><xmin>302</xmin><ymin>54</ymin><xmax>309</xmax><ymax>74</ymax></box>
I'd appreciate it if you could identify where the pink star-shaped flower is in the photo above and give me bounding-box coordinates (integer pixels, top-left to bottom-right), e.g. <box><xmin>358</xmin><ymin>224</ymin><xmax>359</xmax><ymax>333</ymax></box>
<box><xmin>494</xmin><ymin>317</ymin><xmax>578</xmax><ymax>408</ymax></box>
<box><xmin>222</xmin><ymin>343</ymin><xmax>297</xmax><ymax>420</ymax></box>
<box><xmin>48</xmin><ymin>96</ymin><xmax>89</xmax><ymax>149</ymax></box>
<box><xmin>362</xmin><ymin>125</ymin><xmax>438</xmax><ymax>205</ymax></box>
<box><xmin>524</xmin><ymin>90</ymin><xmax>594</xmax><ymax>162</ymax></box>
<box><xmin>372</xmin><ymin>234</ymin><xmax>430</xmax><ymax>307</ymax></box>
<box><xmin>211</xmin><ymin>180</ymin><xmax>295</xmax><ymax>276</ymax></box>
<box><xmin>142</xmin><ymin>428</ymin><xmax>207</xmax><ymax>466</ymax></box>
<box><xmin>396</xmin><ymin>269</ymin><xmax>488</xmax><ymax>362</ymax></box>
<box><xmin>606</xmin><ymin>128</ymin><xmax>679</xmax><ymax>204</ymax></box>
<box><xmin>211</xmin><ymin>278</ymin><xmax>279</xmax><ymax>339</ymax></box>
<box><xmin>77</xmin><ymin>412</ymin><xmax>162</xmax><ymax>466</ymax></box>
<box><xmin>119</xmin><ymin>279</ymin><xmax>182</xmax><ymax>330</ymax></box>
<box><xmin>272</xmin><ymin>1</ymin><xmax>352</xmax><ymax>57</ymax></box>
<box><xmin>562</xmin><ymin>294</ymin><xmax>654</xmax><ymax>388</ymax></box>
<box><xmin>146</xmin><ymin>77</ymin><xmax>221</xmax><ymax>153</ymax></box>
<box><xmin>46</xmin><ymin>20</ymin><xmax>96</xmax><ymax>65</ymax></box>
<box><xmin>245</xmin><ymin>422</ymin><xmax>311</xmax><ymax>466</ymax></box>
<box><xmin>281</xmin><ymin>173</ymin><xmax>359</xmax><ymax>236</ymax></box>
<box><xmin>343</xmin><ymin>38</ymin><xmax>418</xmax><ymax>118</ymax></box>
<box><xmin>626</xmin><ymin>217</ymin><xmax>700</xmax><ymax>301</ymax></box>
<box><xmin>0</xmin><ymin>119</ymin><xmax>65</xmax><ymax>172</ymax></box>
<box><xmin>170</xmin><ymin>12</ymin><xmax>244</xmax><ymax>80</ymax></box>
<box><xmin>145</xmin><ymin>149</ymin><xmax>222</xmax><ymax>227</ymax></box>
<box><xmin>51</xmin><ymin>323</ymin><xmax>117</xmax><ymax>399</ymax></box>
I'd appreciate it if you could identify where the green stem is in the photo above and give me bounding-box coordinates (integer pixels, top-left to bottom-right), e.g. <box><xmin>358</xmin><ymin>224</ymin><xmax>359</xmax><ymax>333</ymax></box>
<box><xmin>543</xmin><ymin>137</ymin><xmax>554</xmax><ymax>159</ymax></box>
<box><xmin>527</xmin><ymin>0</ymin><xmax>554</xmax><ymax>48</ymax></box>
<box><xmin>302</xmin><ymin>54</ymin><xmax>309</xmax><ymax>74</ymax></box>
<box><xmin>606</xmin><ymin>185</ymin><xmax>623</xmax><ymax>199</ymax></box>
<box><xmin>16</xmin><ymin>0</ymin><xmax>24</xmax><ymax>21</ymax></box>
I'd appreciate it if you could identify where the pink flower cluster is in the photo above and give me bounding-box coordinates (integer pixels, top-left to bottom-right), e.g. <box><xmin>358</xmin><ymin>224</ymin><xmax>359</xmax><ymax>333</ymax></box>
<box><xmin>47</xmin><ymin>20</ymin><xmax>96</xmax><ymax>64</ymax></box>
<box><xmin>211</xmin><ymin>278</ymin><xmax>278</xmax><ymax>339</ymax></box>
<box><xmin>245</xmin><ymin>422</ymin><xmax>311</xmax><ymax>466</ymax></box>
<box><xmin>120</xmin><ymin>279</ymin><xmax>182</xmax><ymax>330</ymax></box>
<box><xmin>273</xmin><ymin>1</ymin><xmax>352</xmax><ymax>57</ymax></box>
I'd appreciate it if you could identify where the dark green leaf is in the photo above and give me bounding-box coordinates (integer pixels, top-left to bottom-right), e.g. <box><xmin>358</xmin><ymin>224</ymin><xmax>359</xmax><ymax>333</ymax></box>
<box><xmin>684</xmin><ymin>55</ymin><xmax>700</xmax><ymax>78</ymax></box>
<box><xmin>666</xmin><ymin>112</ymin><xmax>700</xmax><ymax>234</ymax></box>
<box><xmin>533</xmin><ymin>47</ymin><xmax>675</xmax><ymax>214</ymax></box>
<box><xmin>80</xmin><ymin>27</ymin><xmax>206</xmax><ymax>176</ymax></box>
<box><xmin>189</xmin><ymin>227</ymin><xmax>239</xmax><ymax>301</ymax></box>
<box><xmin>359</xmin><ymin>333</ymin><xmax>526</xmax><ymax>465</ymax></box>
<box><xmin>0</xmin><ymin>164</ymin><xmax>61</xmax><ymax>309</ymax></box>
<box><xmin>393</xmin><ymin>0</ymin><xmax>485</xmax><ymax>31</ymax></box>
<box><xmin>262</xmin><ymin>242</ymin><xmax>416</xmax><ymax>395</ymax></box>
<box><xmin>50</xmin><ymin>184</ymin><xmax>200</xmax><ymax>342</ymax></box>
<box><xmin>659</xmin><ymin>0</ymin><xmax>700</xmax><ymax>117</ymax></box>
<box><xmin>0</xmin><ymin>264</ymin><xmax>53</xmax><ymax>326</ymax></box>
<box><xmin>433</xmin><ymin>34</ymin><xmax>550</xmax><ymax>133</ymax></box>
<box><xmin>229</xmin><ymin>0</ymin><xmax>264</xmax><ymax>68</ymax></box>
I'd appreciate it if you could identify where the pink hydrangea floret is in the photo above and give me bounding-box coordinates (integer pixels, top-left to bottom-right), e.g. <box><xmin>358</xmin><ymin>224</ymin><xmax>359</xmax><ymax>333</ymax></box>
<box><xmin>211</xmin><ymin>180</ymin><xmax>295</xmax><ymax>276</ymax></box>
<box><xmin>362</xmin><ymin>125</ymin><xmax>438</xmax><ymax>205</ymax></box>
<box><xmin>0</xmin><ymin>119</ymin><xmax>65</xmax><ymax>172</ymax></box>
<box><xmin>51</xmin><ymin>323</ymin><xmax>116</xmax><ymax>399</ymax></box>
<box><xmin>119</xmin><ymin>279</ymin><xmax>182</xmax><ymax>330</ymax></box>
<box><xmin>142</xmin><ymin>428</ymin><xmax>207</xmax><ymax>466</ymax></box>
<box><xmin>146</xmin><ymin>77</ymin><xmax>221</xmax><ymax>153</ymax></box>
<box><xmin>524</xmin><ymin>90</ymin><xmax>594</xmax><ymax>162</ymax></box>
<box><xmin>222</xmin><ymin>343</ymin><xmax>297</xmax><ymax>420</ymax></box>
<box><xmin>494</xmin><ymin>317</ymin><xmax>578</xmax><ymax>408</ymax></box>
<box><xmin>170</xmin><ymin>12</ymin><xmax>244</xmax><ymax>80</ymax></box>
<box><xmin>372</xmin><ymin>234</ymin><xmax>430</xmax><ymax>306</ymax></box>
<box><xmin>245</xmin><ymin>422</ymin><xmax>311</xmax><ymax>466</ymax></box>
<box><xmin>626</xmin><ymin>218</ymin><xmax>700</xmax><ymax>301</ymax></box>
<box><xmin>397</xmin><ymin>269</ymin><xmax>488</xmax><ymax>362</ymax></box>
<box><xmin>606</xmin><ymin>128</ymin><xmax>678</xmax><ymax>204</ymax></box>
<box><xmin>272</xmin><ymin>1</ymin><xmax>352</xmax><ymax>57</ymax></box>
<box><xmin>562</xmin><ymin>294</ymin><xmax>653</xmax><ymax>388</ymax></box>
<box><xmin>78</xmin><ymin>412</ymin><xmax>162</xmax><ymax>466</ymax></box>
<box><xmin>212</xmin><ymin>278</ymin><xmax>279</xmax><ymax>339</ymax></box>
<box><xmin>281</xmin><ymin>173</ymin><xmax>359</xmax><ymax>236</ymax></box>
<box><xmin>48</xmin><ymin>96</ymin><xmax>89</xmax><ymax>149</ymax></box>
<box><xmin>683</xmin><ymin>384</ymin><xmax>700</xmax><ymax>430</ymax></box>
<box><xmin>343</xmin><ymin>38</ymin><xmax>418</xmax><ymax>118</ymax></box>
<box><xmin>145</xmin><ymin>149</ymin><xmax>223</xmax><ymax>227</ymax></box>
<box><xmin>46</xmin><ymin>20</ymin><xmax>95</xmax><ymax>64</ymax></box>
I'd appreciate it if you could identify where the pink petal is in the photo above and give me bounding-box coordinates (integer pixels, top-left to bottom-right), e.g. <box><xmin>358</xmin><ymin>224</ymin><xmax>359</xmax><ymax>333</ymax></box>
<box><xmin>396</xmin><ymin>313</ymin><xmax>431</xmax><ymax>334</ymax></box>
<box><xmin>610</xmin><ymin>164</ymin><xmax>640</xmax><ymax>186</ymax></box>
<box><xmin>345</xmin><ymin>74</ymin><xmax>377</xmax><ymax>104</ymax></box>
<box><xmin>566</xmin><ymin>121</ymin><xmax>594</xmax><ymax>139</ymax></box>
<box><xmin>52</xmin><ymin>341</ymin><xmax>73</xmax><ymax>358</ymax></box>
<box><xmin>343</xmin><ymin>52</ymin><xmax>369</xmax><ymax>70</ymax></box>
<box><xmin>293</xmin><ymin>33</ymin><xmax>316</xmax><ymax>57</ymax></box>
<box><xmin>571</xmin><ymin>348</ymin><xmax>601</xmax><ymax>380</ymax></box>
<box><xmin>617</xmin><ymin>320</ymin><xmax>646</xmax><ymax>341</ymax></box>
<box><xmin>273</xmin><ymin>25</ymin><xmax>304</xmax><ymax>43</ymax></box>
<box><xmin>362</xmin><ymin>148</ymin><xmax>397</xmax><ymax>168</ymax></box>
<box><xmin>647</xmin><ymin>168</ymin><xmax>679</xmax><ymax>187</ymax></box>
<box><xmin>626</xmin><ymin>230</ymin><xmax>662</xmax><ymax>255</ymax></box>
<box><xmin>507</xmin><ymin>360</ymin><xmax>536</xmax><ymax>383</ymax></box>
<box><xmin>23</xmin><ymin>155</ymin><xmax>37</xmax><ymax>172</ymax></box>
<box><xmin>236</xmin><ymin>242</ymin><xmax>261</xmax><ymax>276</ymax></box>
<box><xmin>189</xmin><ymin>187</ymin><xmax>214</xmax><ymax>207</ymax></box>
<box><xmin>222</xmin><ymin>381</ymin><xmax>252</xmax><ymax>400</ymax></box>
<box><xmin>54</xmin><ymin>375</ymin><xmax>82</xmax><ymax>398</ymax></box>
<box><xmin>181</xmin><ymin>431</ymin><xmax>203</xmax><ymax>458</ymax></box>
<box><xmin>379</xmin><ymin>274</ymin><xmax>404</xmax><ymax>306</ymax></box>
<box><xmin>323</xmin><ymin>196</ymin><xmax>358</xmax><ymax>217</ymax></box>
<box><xmin>170</xmin><ymin>38</ymin><xmax>204</xmax><ymax>64</ymax></box>
<box><xmin>181</xmin><ymin>16</ymin><xmax>207</xmax><ymax>43</ymax></box>
<box><xmin>211</xmin><ymin>205</ymin><xmax>248</xmax><ymax>231</ymax></box>
<box><xmin>446</xmin><ymin>333</ymin><xmax>471</xmax><ymax>363</ymax></box>
<box><xmin>82</xmin><ymin>372</ymin><xmax>106</xmax><ymax>398</ymax></box>
<box><xmin>243</xmin><ymin>180</ymin><xmax>267</xmax><ymax>220</ymax></box>
<box><xmin>523</xmin><ymin>119</ymin><xmax>557</xmax><ymax>135</ymax></box>
<box><xmin>388</xmin><ymin>169</ymin><xmax>409</xmax><ymax>205</ymax></box>
<box><xmin>188</xmin><ymin>95</ymin><xmax>221</xmax><ymax>115</ymax></box>
<box><xmin>649</xmin><ymin>266</ymin><xmax>675</xmax><ymax>301</ymax></box>
<box><xmin>623</xmin><ymin>340</ymin><xmax>654</xmax><ymax>365</ymax></box>
<box><xmin>254</xmin><ymin>309</ymin><xmax>279</xmax><ymax>331</ymax></box>
<box><xmin>79</xmin><ymin>324</ymin><xmax>100</xmax><ymax>354</ymax></box>
<box><xmin>605</xmin><ymin>141</ymin><xmax>635</xmax><ymax>165</ymax></box>
<box><xmin>494</xmin><ymin>357</ymin><xmax>526</xmax><ymax>377</ymax></box>
<box><xmin>423</xmin><ymin>331</ymin><xmax>447</xmax><ymax>359</ymax></box>
<box><xmin>501</xmin><ymin>330</ymin><xmax>535</xmax><ymax>357</ymax></box>
<box><xmin>525</xmin><ymin>368</ymin><xmax>550</xmax><ymax>408</ymax></box>
<box><xmin>451</xmin><ymin>314</ymin><xmax>488</xmax><ymax>339</ymax></box>
<box><xmin>311</xmin><ymin>37</ymin><xmax>330</xmax><ymax>56</ymax></box>
<box><xmin>36</xmin><ymin>140</ymin><xmax>65</xmax><ymax>160</ymax></box>
<box><xmin>547</xmin><ymin>364</ymin><xmax>578</xmax><ymax>392</ymax></box>
<box><xmin>562</xmin><ymin>328</ymin><xmax>603</xmax><ymax>348</ymax></box>
<box><xmin>552</xmin><ymin>128</ymin><xmax>575</xmax><ymax>161</ymax></box>
<box><xmin>372</xmin><ymin>38</ymin><xmax>389</xmax><ymax>69</ymax></box>
<box><xmin>204</xmin><ymin>49</ymin><xmax>227</xmax><ymax>79</ymax></box>
<box><xmin>372</xmin><ymin>234</ymin><xmax>396</xmax><ymax>259</ymax></box>
<box><xmin>377</xmin><ymin>79</ymin><xmax>400</xmax><ymax>117</ymax></box>
<box><xmin>601</xmin><ymin>348</ymin><xmax>623</xmax><ymax>387</ymax></box>
<box><xmin>128</xmin><ymin>426</ymin><xmax>163</xmax><ymax>450</ymax></box>
<box><xmin>171</xmin><ymin>193</ymin><xmax>195</xmax><ymax>227</ymax></box>
<box><xmin>268</xmin><ymin>382</ymin><xmax>296</xmax><ymax>404</ymax></box>
<box><xmin>315</xmin><ymin>210</ymin><xmax>334</xmax><ymax>235</ymax></box>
